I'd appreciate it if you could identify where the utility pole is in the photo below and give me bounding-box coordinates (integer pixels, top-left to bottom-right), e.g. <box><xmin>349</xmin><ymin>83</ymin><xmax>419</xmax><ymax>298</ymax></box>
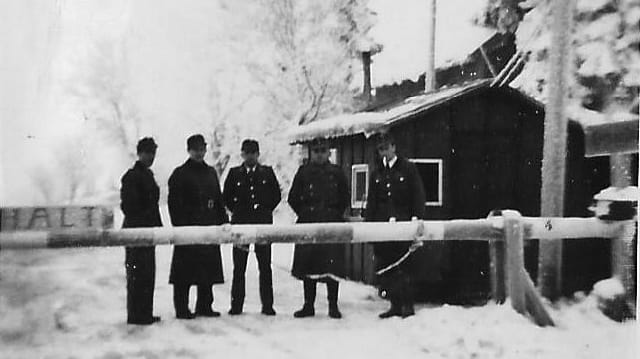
<box><xmin>425</xmin><ymin>0</ymin><xmax>436</xmax><ymax>92</ymax></box>
<box><xmin>538</xmin><ymin>0</ymin><xmax>574</xmax><ymax>300</ymax></box>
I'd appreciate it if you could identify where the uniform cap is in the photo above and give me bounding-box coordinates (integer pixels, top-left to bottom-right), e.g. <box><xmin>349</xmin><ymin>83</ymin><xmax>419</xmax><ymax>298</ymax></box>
<box><xmin>187</xmin><ymin>134</ymin><xmax>207</xmax><ymax>150</ymax></box>
<box><xmin>241</xmin><ymin>139</ymin><xmax>259</xmax><ymax>153</ymax></box>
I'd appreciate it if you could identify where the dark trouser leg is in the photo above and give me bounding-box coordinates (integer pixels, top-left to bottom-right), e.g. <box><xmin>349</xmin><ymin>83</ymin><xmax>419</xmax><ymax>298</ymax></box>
<box><xmin>303</xmin><ymin>278</ymin><xmax>317</xmax><ymax>306</ymax></box>
<box><xmin>327</xmin><ymin>279</ymin><xmax>339</xmax><ymax>306</ymax></box>
<box><xmin>126</xmin><ymin>247</ymin><xmax>156</xmax><ymax>323</ymax></box>
<box><xmin>255</xmin><ymin>244</ymin><xmax>274</xmax><ymax>309</ymax></box>
<box><xmin>196</xmin><ymin>284</ymin><xmax>214</xmax><ymax>313</ymax></box>
<box><xmin>230</xmin><ymin>245</ymin><xmax>249</xmax><ymax>310</ymax></box>
<box><xmin>173</xmin><ymin>283</ymin><xmax>191</xmax><ymax>316</ymax></box>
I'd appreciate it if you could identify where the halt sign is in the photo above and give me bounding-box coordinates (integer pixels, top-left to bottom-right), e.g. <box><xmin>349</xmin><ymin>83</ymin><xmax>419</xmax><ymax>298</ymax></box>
<box><xmin>0</xmin><ymin>206</ymin><xmax>114</xmax><ymax>232</ymax></box>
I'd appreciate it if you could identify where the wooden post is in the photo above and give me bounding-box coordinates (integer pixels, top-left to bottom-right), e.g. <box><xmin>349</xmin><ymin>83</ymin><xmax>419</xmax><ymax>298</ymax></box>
<box><xmin>425</xmin><ymin>0</ymin><xmax>436</xmax><ymax>92</ymax></box>
<box><xmin>538</xmin><ymin>0</ymin><xmax>574</xmax><ymax>300</ymax></box>
<box><xmin>489</xmin><ymin>239</ymin><xmax>506</xmax><ymax>303</ymax></box>
<box><xmin>522</xmin><ymin>267</ymin><xmax>555</xmax><ymax>327</ymax></box>
<box><xmin>610</xmin><ymin>156</ymin><xmax>635</xmax><ymax>316</ymax></box>
<box><xmin>612</xmin><ymin>220</ymin><xmax>637</xmax><ymax>317</ymax></box>
<box><xmin>503</xmin><ymin>210</ymin><xmax>526</xmax><ymax>314</ymax></box>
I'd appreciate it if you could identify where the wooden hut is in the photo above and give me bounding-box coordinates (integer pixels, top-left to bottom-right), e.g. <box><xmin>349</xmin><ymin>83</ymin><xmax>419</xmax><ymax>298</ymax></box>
<box><xmin>289</xmin><ymin>79</ymin><xmax>638</xmax><ymax>303</ymax></box>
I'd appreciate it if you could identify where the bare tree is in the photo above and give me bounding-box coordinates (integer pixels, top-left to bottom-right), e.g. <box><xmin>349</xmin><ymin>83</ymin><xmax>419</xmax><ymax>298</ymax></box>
<box><xmin>71</xmin><ymin>40</ymin><xmax>141</xmax><ymax>161</ymax></box>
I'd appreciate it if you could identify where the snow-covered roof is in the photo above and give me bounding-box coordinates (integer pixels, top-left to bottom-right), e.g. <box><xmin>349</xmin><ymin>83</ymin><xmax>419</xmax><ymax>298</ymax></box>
<box><xmin>367</xmin><ymin>0</ymin><xmax>496</xmax><ymax>88</ymax></box>
<box><xmin>289</xmin><ymin>79</ymin><xmax>491</xmax><ymax>143</ymax></box>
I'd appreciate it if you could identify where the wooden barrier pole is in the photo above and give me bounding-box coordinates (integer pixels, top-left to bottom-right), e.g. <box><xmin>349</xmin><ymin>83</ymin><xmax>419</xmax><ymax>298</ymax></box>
<box><xmin>0</xmin><ymin>217</ymin><xmax>627</xmax><ymax>250</ymax></box>
<box><xmin>503</xmin><ymin>210</ymin><xmax>526</xmax><ymax>315</ymax></box>
<box><xmin>0</xmin><ymin>220</ymin><xmax>505</xmax><ymax>249</ymax></box>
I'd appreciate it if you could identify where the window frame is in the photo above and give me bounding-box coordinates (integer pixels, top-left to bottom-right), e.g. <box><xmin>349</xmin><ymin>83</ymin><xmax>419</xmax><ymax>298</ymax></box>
<box><xmin>409</xmin><ymin>158</ymin><xmax>443</xmax><ymax>207</ymax></box>
<box><xmin>350</xmin><ymin>164</ymin><xmax>369</xmax><ymax>209</ymax></box>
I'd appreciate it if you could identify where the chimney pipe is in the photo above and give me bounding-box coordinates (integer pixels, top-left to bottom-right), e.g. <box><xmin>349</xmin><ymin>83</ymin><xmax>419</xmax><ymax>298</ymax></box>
<box><xmin>362</xmin><ymin>51</ymin><xmax>372</xmax><ymax>103</ymax></box>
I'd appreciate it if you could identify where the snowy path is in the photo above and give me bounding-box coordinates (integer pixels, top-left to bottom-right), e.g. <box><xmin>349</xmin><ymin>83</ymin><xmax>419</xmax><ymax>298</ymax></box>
<box><xmin>1</xmin><ymin>243</ymin><xmax>637</xmax><ymax>359</ymax></box>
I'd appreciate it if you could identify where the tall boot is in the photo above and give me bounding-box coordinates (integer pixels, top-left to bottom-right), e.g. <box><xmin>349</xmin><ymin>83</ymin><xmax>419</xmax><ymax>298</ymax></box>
<box><xmin>173</xmin><ymin>284</ymin><xmax>195</xmax><ymax>319</ymax></box>
<box><xmin>196</xmin><ymin>285</ymin><xmax>220</xmax><ymax>317</ymax></box>
<box><xmin>294</xmin><ymin>279</ymin><xmax>316</xmax><ymax>318</ymax></box>
<box><xmin>379</xmin><ymin>275</ymin><xmax>402</xmax><ymax>319</ymax></box>
<box><xmin>400</xmin><ymin>276</ymin><xmax>415</xmax><ymax>318</ymax></box>
<box><xmin>327</xmin><ymin>280</ymin><xmax>342</xmax><ymax>319</ymax></box>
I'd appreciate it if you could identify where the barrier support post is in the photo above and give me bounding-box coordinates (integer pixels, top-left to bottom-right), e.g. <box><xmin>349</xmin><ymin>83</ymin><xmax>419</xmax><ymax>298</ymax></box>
<box><xmin>503</xmin><ymin>210</ymin><xmax>526</xmax><ymax>314</ymax></box>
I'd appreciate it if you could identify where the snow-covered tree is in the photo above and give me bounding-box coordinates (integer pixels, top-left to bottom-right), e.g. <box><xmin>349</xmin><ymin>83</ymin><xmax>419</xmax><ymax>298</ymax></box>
<box><xmin>476</xmin><ymin>0</ymin><xmax>527</xmax><ymax>34</ymax></box>
<box><xmin>511</xmin><ymin>0</ymin><xmax>640</xmax><ymax>114</ymax></box>
<box><xmin>214</xmin><ymin>0</ymin><xmax>376</xmax><ymax>191</ymax></box>
<box><xmin>71</xmin><ymin>40</ymin><xmax>142</xmax><ymax>161</ymax></box>
<box><xmin>243</xmin><ymin>0</ymin><xmax>371</xmax><ymax>127</ymax></box>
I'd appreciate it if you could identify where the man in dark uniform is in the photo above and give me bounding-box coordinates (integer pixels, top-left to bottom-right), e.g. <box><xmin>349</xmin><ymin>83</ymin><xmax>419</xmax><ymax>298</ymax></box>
<box><xmin>288</xmin><ymin>139</ymin><xmax>350</xmax><ymax>319</ymax></box>
<box><xmin>168</xmin><ymin>134</ymin><xmax>228</xmax><ymax>319</ymax></box>
<box><xmin>365</xmin><ymin>132</ymin><xmax>426</xmax><ymax>319</ymax></box>
<box><xmin>121</xmin><ymin>137</ymin><xmax>162</xmax><ymax>325</ymax></box>
<box><xmin>224</xmin><ymin>139</ymin><xmax>281</xmax><ymax>316</ymax></box>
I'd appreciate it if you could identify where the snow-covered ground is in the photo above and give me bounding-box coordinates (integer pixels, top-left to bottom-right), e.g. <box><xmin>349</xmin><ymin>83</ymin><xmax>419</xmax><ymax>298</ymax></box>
<box><xmin>1</xmin><ymin>240</ymin><xmax>637</xmax><ymax>359</ymax></box>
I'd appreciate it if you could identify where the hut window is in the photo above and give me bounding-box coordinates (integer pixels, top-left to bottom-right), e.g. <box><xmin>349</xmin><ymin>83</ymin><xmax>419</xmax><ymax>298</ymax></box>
<box><xmin>409</xmin><ymin>159</ymin><xmax>443</xmax><ymax>206</ymax></box>
<box><xmin>329</xmin><ymin>148</ymin><xmax>338</xmax><ymax>164</ymax></box>
<box><xmin>351</xmin><ymin>164</ymin><xmax>369</xmax><ymax>209</ymax></box>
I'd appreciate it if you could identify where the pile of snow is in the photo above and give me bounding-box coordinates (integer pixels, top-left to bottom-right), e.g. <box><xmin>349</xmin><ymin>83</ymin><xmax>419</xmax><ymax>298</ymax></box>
<box><xmin>1</xmin><ymin>234</ymin><xmax>638</xmax><ymax>357</ymax></box>
<box><xmin>593</xmin><ymin>186</ymin><xmax>639</xmax><ymax>202</ymax></box>
<box><xmin>593</xmin><ymin>278</ymin><xmax>626</xmax><ymax>300</ymax></box>
<box><xmin>367</xmin><ymin>0</ymin><xmax>495</xmax><ymax>88</ymax></box>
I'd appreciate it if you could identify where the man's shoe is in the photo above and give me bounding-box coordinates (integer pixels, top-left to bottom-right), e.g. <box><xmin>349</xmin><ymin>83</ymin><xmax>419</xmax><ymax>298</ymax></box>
<box><xmin>328</xmin><ymin>306</ymin><xmax>342</xmax><ymax>319</ymax></box>
<box><xmin>176</xmin><ymin>311</ymin><xmax>196</xmax><ymax>320</ymax></box>
<box><xmin>378</xmin><ymin>306</ymin><xmax>402</xmax><ymax>319</ymax></box>
<box><xmin>196</xmin><ymin>309</ymin><xmax>221</xmax><ymax>317</ymax></box>
<box><xmin>228</xmin><ymin>307</ymin><xmax>243</xmax><ymax>315</ymax></box>
<box><xmin>127</xmin><ymin>316</ymin><xmax>161</xmax><ymax>325</ymax></box>
<box><xmin>293</xmin><ymin>305</ymin><xmax>315</xmax><ymax>318</ymax></box>
<box><xmin>261</xmin><ymin>307</ymin><xmax>276</xmax><ymax>316</ymax></box>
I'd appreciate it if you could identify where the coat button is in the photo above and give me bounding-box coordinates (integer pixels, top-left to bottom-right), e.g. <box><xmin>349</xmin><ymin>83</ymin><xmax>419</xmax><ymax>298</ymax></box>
<box><xmin>251</xmin><ymin>194</ymin><xmax>255</xmax><ymax>199</ymax></box>
<box><xmin>387</xmin><ymin>192</ymin><xmax>391</xmax><ymax>197</ymax></box>
<box><xmin>250</xmin><ymin>186</ymin><xmax>254</xmax><ymax>190</ymax></box>
<box><xmin>237</xmin><ymin>181</ymin><xmax>241</xmax><ymax>186</ymax></box>
<box><xmin>233</xmin><ymin>197</ymin><xmax>238</xmax><ymax>202</ymax></box>
<box><xmin>386</xmin><ymin>183</ymin><xmax>391</xmax><ymax>188</ymax></box>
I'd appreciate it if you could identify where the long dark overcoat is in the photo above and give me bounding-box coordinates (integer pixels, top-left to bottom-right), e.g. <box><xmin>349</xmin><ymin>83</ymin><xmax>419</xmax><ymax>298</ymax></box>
<box><xmin>168</xmin><ymin>159</ymin><xmax>227</xmax><ymax>285</ymax></box>
<box><xmin>288</xmin><ymin>162</ymin><xmax>350</xmax><ymax>280</ymax></box>
<box><xmin>365</xmin><ymin>157</ymin><xmax>427</xmax><ymax>276</ymax></box>
<box><xmin>223</xmin><ymin>164</ymin><xmax>281</xmax><ymax>225</ymax></box>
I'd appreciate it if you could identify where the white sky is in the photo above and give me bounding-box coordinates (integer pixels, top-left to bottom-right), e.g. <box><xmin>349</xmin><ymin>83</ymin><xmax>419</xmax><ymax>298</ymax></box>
<box><xmin>0</xmin><ymin>0</ymin><xmax>493</xmax><ymax>205</ymax></box>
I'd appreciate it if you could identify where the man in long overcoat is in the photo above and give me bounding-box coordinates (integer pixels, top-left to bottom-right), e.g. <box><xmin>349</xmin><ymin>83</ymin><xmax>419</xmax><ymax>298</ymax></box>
<box><xmin>168</xmin><ymin>134</ymin><xmax>228</xmax><ymax>319</ymax></box>
<box><xmin>121</xmin><ymin>137</ymin><xmax>162</xmax><ymax>325</ymax></box>
<box><xmin>224</xmin><ymin>139</ymin><xmax>281</xmax><ymax>316</ymax></box>
<box><xmin>365</xmin><ymin>132</ymin><xmax>426</xmax><ymax>318</ymax></box>
<box><xmin>288</xmin><ymin>139</ymin><xmax>350</xmax><ymax>319</ymax></box>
